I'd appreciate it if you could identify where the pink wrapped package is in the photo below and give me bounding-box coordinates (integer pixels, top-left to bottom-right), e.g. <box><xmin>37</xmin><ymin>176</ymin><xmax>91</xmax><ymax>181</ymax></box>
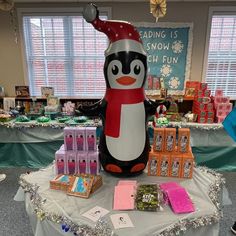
<box><xmin>67</xmin><ymin>151</ymin><xmax>77</xmax><ymax>175</ymax></box>
<box><xmin>64</xmin><ymin>127</ymin><xmax>75</xmax><ymax>151</ymax></box>
<box><xmin>55</xmin><ymin>150</ymin><xmax>67</xmax><ymax>175</ymax></box>
<box><xmin>88</xmin><ymin>151</ymin><xmax>100</xmax><ymax>175</ymax></box>
<box><xmin>77</xmin><ymin>152</ymin><xmax>88</xmax><ymax>174</ymax></box>
<box><xmin>75</xmin><ymin>127</ymin><xmax>86</xmax><ymax>151</ymax></box>
<box><xmin>159</xmin><ymin>182</ymin><xmax>181</xmax><ymax>205</ymax></box>
<box><xmin>166</xmin><ymin>187</ymin><xmax>195</xmax><ymax>214</ymax></box>
<box><xmin>215</xmin><ymin>89</ymin><xmax>223</xmax><ymax>97</ymax></box>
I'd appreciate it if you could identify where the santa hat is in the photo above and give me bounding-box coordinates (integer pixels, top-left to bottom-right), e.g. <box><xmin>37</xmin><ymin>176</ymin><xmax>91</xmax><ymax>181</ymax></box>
<box><xmin>83</xmin><ymin>4</ymin><xmax>146</xmax><ymax>56</ymax></box>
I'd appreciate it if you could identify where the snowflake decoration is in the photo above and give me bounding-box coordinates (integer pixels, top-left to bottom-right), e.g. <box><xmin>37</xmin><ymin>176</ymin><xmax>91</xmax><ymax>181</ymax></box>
<box><xmin>172</xmin><ymin>40</ymin><xmax>184</xmax><ymax>53</ymax></box>
<box><xmin>169</xmin><ymin>77</ymin><xmax>180</xmax><ymax>89</ymax></box>
<box><xmin>160</xmin><ymin>64</ymin><xmax>172</xmax><ymax>77</ymax></box>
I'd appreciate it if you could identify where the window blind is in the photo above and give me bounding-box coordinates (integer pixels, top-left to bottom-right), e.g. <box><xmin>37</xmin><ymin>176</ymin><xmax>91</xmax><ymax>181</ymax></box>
<box><xmin>205</xmin><ymin>14</ymin><xmax>236</xmax><ymax>99</ymax></box>
<box><xmin>22</xmin><ymin>14</ymin><xmax>108</xmax><ymax>98</ymax></box>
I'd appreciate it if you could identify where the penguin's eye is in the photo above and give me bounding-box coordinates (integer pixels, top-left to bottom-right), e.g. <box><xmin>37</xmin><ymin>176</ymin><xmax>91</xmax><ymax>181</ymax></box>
<box><xmin>112</xmin><ymin>65</ymin><xmax>119</xmax><ymax>75</ymax></box>
<box><xmin>134</xmin><ymin>65</ymin><xmax>141</xmax><ymax>75</ymax></box>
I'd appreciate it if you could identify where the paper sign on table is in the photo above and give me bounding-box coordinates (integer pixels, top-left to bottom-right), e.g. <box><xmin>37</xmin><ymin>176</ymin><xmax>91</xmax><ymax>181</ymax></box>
<box><xmin>110</xmin><ymin>213</ymin><xmax>134</xmax><ymax>229</ymax></box>
<box><xmin>82</xmin><ymin>206</ymin><xmax>109</xmax><ymax>222</ymax></box>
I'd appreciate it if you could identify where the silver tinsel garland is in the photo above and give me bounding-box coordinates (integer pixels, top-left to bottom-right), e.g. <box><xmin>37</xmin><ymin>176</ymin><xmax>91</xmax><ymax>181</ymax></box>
<box><xmin>0</xmin><ymin>120</ymin><xmax>99</xmax><ymax>129</ymax></box>
<box><xmin>19</xmin><ymin>174</ymin><xmax>117</xmax><ymax>236</ymax></box>
<box><xmin>19</xmin><ymin>166</ymin><xmax>224</xmax><ymax>236</ymax></box>
<box><xmin>156</xmin><ymin>166</ymin><xmax>225</xmax><ymax>236</ymax></box>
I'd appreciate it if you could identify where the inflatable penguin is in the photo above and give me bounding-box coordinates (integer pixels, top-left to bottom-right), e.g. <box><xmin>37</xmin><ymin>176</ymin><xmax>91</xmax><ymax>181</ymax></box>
<box><xmin>80</xmin><ymin>4</ymin><xmax>169</xmax><ymax>176</ymax></box>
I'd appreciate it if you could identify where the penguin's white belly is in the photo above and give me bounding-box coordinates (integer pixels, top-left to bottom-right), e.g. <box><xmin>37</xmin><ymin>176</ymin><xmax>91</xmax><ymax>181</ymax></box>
<box><xmin>106</xmin><ymin>103</ymin><xmax>146</xmax><ymax>161</ymax></box>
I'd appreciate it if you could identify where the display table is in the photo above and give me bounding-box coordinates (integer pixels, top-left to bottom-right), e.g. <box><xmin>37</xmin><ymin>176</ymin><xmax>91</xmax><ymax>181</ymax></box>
<box><xmin>0</xmin><ymin>121</ymin><xmax>235</xmax><ymax>170</ymax></box>
<box><xmin>15</xmin><ymin>165</ymin><xmax>224</xmax><ymax>236</ymax></box>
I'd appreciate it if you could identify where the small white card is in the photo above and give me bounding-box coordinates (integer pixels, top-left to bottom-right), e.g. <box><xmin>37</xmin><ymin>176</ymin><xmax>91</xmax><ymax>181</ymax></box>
<box><xmin>82</xmin><ymin>206</ymin><xmax>109</xmax><ymax>222</ymax></box>
<box><xmin>110</xmin><ymin>213</ymin><xmax>134</xmax><ymax>229</ymax></box>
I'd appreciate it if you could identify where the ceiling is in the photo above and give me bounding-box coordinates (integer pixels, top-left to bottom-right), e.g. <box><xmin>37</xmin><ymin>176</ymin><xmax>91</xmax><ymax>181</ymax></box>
<box><xmin>13</xmin><ymin>0</ymin><xmax>236</xmax><ymax>2</ymax></box>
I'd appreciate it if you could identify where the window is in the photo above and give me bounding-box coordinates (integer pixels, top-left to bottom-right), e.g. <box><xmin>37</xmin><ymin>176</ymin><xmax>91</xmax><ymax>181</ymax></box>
<box><xmin>204</xmin><ymin>7</ymin><xmax>236</xmax><ymax>99</ymax></box>
<box><xmin>19</xmin><ymin>8</ymin><xmax>110</xmax><ymax>98</ymax></box>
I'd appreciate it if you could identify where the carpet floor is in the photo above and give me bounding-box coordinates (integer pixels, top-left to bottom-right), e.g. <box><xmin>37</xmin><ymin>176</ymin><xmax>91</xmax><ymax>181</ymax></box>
<box><xmin>0</xmin><ymin>167</ymin><xmax>235</xmax><ymax>236</ymax></box>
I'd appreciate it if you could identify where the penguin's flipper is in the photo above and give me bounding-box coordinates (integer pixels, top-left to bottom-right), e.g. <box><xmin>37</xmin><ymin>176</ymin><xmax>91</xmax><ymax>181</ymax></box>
<box><xmin>77</xmin><ymin>99</ymin><xmax>106</xmax><ymax>117</ymax></box>
<box><xmin>130</xmin><ymin>163</ymin><xmax>146</xmax><ymax>173</ymax></box>
<box><xmin>83</xmin><ymin>3</ymin><xmax>99</xmax><ymax>23</ymax></box>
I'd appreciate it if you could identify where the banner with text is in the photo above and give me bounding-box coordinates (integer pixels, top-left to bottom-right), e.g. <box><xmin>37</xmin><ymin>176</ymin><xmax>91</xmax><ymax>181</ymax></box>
<box><xmin>135</xmin><ymin>23</ymin><xmax>193</xmax><ymax>95</ymax></box>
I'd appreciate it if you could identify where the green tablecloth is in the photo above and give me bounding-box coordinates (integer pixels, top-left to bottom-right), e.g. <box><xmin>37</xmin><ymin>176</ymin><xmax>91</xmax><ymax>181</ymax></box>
<box><xmin>0</xmin><ymin>123</ymin><xmax>236</xmax><ymax>170</ymax></box>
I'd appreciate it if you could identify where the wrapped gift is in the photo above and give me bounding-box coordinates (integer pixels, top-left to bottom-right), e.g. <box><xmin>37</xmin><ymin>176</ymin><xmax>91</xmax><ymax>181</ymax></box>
<box><xmin>77</xmin><ymin>152</ymin><xmax>88</xmax><ymax>174</ymax></box>
<box><xmin>153</xmin><ymin>128</ymin><xmax>165</xmax><ymax>152</ymax></box>
<box><xmin>86</xmin><ymin>127</ymin><xmax>97</xmax><ymax>151</ymax></box>
<box><xmin>178</xmin><ymin>128</ymin><xmax>190</xmax><ymax>153</ymax></box>
<box><xmin>181</xmin><ymin>152</ymin><xmax>194</xmax><ymax>178</ymax></box>
<box><xmin>148</xmin><ymin>150</ymin><xmax>160</xmax><ymax>176</ymax></box>
<box><xmin>74</xmin><ymin>127</ymin><xmax>86</xmax><ymax>151</ymax></box>
<box><xmin>55</xmin><ymin>150</ymin><xmax>67</xmax><ymax>175</ymax></box>
<box><xmin>64</xmin><ymin>127</ymin><xmax>75</xmax><ymax>151</ymax></box>
<box><xmin>164</xmin><ymin>128</ymin><xmax>176</xmax><ymax>152</ymax></box>
<box><xmin>50</xmin><ymin>175</ymin><xmax>72</xmax><ymax>191</ymax></box>
<box><xmin>169</xmin><ymin>153</ymin><xmax>182</xmax><ymax>178</ymax></box>
<box><xmin>215</xmin><ymin>89</ymin><xmax>223</xmax><ymax>97</ymax></box>
<box><xmin>67</xmin><ymin>151</ymin><xmax>77</xmax><ymax>175</ymax></box>
<box><xmin>88</xmin><ymin>151</ymin><xmax>100</xmax><ymax>175</ymax></box>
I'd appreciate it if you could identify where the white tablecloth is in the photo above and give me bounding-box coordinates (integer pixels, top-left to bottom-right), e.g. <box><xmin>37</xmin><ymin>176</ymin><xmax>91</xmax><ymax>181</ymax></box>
<box><xmin>15</xmin><ymin>166</ymin><xmax>223</xmax><ymax>236</ymax></box>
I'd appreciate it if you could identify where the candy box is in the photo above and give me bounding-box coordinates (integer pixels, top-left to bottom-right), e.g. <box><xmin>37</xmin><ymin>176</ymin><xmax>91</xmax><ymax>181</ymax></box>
<box><xmin>74</xmin><ymin>127</ymin><xmax>86</xmax><ymax>151</ymax></box>
<box><xmin>148</xmin><ymin>150</ymin><xmax>160</xmax><ymax>176</ymax></box>
<box><xmin>159</xmin><ymin>153</ymin><xmax>171</xmax><ymax>177</ymax></box>
<box><xmin>169</xmin><ymin>153</ymin><xmax>182</xmax><ymax>178</ymax></box>
<box><xmin>206</xmin><ymin>117</ymin><xmax>214</xmax><ymax>124</ymax></box>
<box><xmin>64</xmin><ymin>127</ymin><xmax>75</xmax><ymax>151</ymax></box>
<box><xmin>88</xmin><ymin>151</ymin><xmax>100</xmax><ymax>175</ymax></box>
<box><xmin>86</xmin><ymin>127</ymin><xmax>97</xmax><ymax>151</ymax></box>
<box><xmin>197</xmin><ymin>116</ymin><xmax>207</xmax><ymax>123</ymax></box>
<box><xmin>91</xmin><ymin>175</ymin><xmax>103</xmax><ymax>194</ymax></box>
<box><xmin>55</xmin><ymin>149</ymin><xmax>67</xmax><ymax>175</ymax></box>
<box><xmin>67</xmin><ymin>151</ymin><xmax>77</xmax><ymax>175</ymax></box>
<box><xmin>216</xmin><ymin>116</ymin><xmax>226</xmax><ymax>123</ymax></box>
<box><xmin>193</xmin><ymin>101</ymin><xmax>205</xmax><ymax>110</ymax></box>
<box><xmin>205</xmin><ymin>103</ymin><xmax>214</xmax><ymax>111</ymax></box>
<box><xmin>50</xmin><ymin>175</ymin><xmax>73</xmax><ymax>191</ymax></box>
<box><xmin>153</xmin><ymin>128</ymin><xmax>165</xmax><ymax>152</ymax></box>
<box><xmin>181</xmin><ymin>152</ymin><xmax>194</xmax><ymax>179</ymax></box>
<box><xmin>186</xmin><ymin>81</ymin><xmax>200</xmax><ymax>89</ymax></box>
<box><xmin>77</xmin><ymin>152</ymin><xmax>88</xmax><ymax>174</ymax></box>
<box><xmin>178</xmin><ymin>128</ymin><xmax>190</xmax><ymax>153</ymax></box>
<box><xmin>200</xmin><ymin>82</ymin><xmax>207</xmax><ymax>90</ymax></box>
<box><xmin>164</xmin><ymin>128</ymin><xmax>176</xmax><ymax>152</ymax></box>
<box><xmin>225</xmin><ymin>103</ymin><xmax>233</xmax><ymax>112</ymax></box>
<box><xmin>215</xmin><ymin>89</ymin><xmax>223</xmax><ymax>97</ymax></box>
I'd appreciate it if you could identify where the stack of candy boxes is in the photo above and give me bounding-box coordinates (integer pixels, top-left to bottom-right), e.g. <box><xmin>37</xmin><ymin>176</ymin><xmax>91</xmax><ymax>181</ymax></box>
<box><xmin>192</xmin><ymin>82</ymin><xmax>215</xmax><ymax>124</ymax></box>
<box><xmin>213</xmin><ymin>89</ymin><xmax>232</xmax><ymax>123</ymax></box>
<box><xmin>55</xmin><ymin>127</ymin><xmax>100</xmax><ymax>175</ymax></box>
<box><xmin>148</xmin><ymin>127</ymin><xmax>194</xmax><ymax>179</ymax></box>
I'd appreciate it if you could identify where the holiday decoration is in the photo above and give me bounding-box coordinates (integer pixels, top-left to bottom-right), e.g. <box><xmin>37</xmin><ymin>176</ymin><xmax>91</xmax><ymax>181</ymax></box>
<box><xmin>150</xmin><ymin>0</ymin><xmax>167</xmax><ymax>22</ymax></box>
<box><xmin>80</xmin><ymin>4</ymin><xmax>169</xmax><ymax>176</ymax></box>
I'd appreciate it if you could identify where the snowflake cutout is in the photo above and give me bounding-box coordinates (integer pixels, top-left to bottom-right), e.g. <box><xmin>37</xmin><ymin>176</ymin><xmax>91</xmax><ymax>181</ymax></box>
<box><xmin>172</xmin><ymin>40</ymin><xmax>184</xmax><ymax>53</ymax></box>
<box><xmin>160</xmin><ymin>64</ymin><xmax>172</xmax><ymax>77</ymax></box>
<box><xmin>169</xmin><ymin>77</ymin><xmax>180</xmax><ymax>89</ymax></box>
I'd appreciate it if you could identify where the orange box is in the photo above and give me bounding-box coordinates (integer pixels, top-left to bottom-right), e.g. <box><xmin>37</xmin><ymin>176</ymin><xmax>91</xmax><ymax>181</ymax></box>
<box><xmin>50</xmin><ymin>175</ymin><xmax>73</xmax><ymax>191</ymax></box>
<box><xmin>181</xmin><ymin>152</ymin><xmax>194</xmax><ymax>178</ymax></box>
<box><xmin>178</xmin><ymin>128</ymin><xmax>190</xmax><ymax>153</ymax></box>
<box><xmin>153</xmin><ymin>128</ymin><xmax>165</xmax><ymax>152</ymax></box>
<box><xmin>159</xmin><ymin>153</ymin><xmax>171</xmax><ymax>177</ymax></box>
<box><xmin>169</xmin><ymin>153</ymin><xmax>182</xmax><ymax>178</ymax></box>
<box><xmin>164</xmin><ymin>128</ymin><xmax>176</xmax><ymax>152</ymax></box>
<box><xmin>148</xmin><ymin>150</ymin><xmax>160</xmax><ymax>176</ymax></box>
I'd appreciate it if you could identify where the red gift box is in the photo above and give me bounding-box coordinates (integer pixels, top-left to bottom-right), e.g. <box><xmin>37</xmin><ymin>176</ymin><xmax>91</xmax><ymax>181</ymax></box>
<box><xmin>200</xmin><ymin>82</ymin><xmax>208</xmax><ymax>91</ymax></box>
<box><xmin>215</xmin><ymin>89</ymin><xmax>223</xmax><ymax>97</ymax></box>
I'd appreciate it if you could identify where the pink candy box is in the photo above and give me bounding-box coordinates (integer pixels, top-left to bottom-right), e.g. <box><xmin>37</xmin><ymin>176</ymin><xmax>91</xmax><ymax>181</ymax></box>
<box><xmin>64</xmin><ymin>127</ymin><xmax>75</xmax><ymax>151</ymax></box>
<box><xmin>88</xmin><ymin>151</ymin><xmax>100</xmax><ymax>175</ymax></box>
<box><xmin>74</xmin><ymin>127</ymin><xmax>86</xmax><ymax>151</ymax></box>
<box><xmin>215</xmin><ymin>89</ymin><xmax>223</xmax><ymax>97</ymax></box>
<box><xmin>77</xmin><ymin>152</ymin><xmax>88</xmax><ymax>174</ymax></box>
<box><xmin>86</xmin><ymin>127</ymin><xmax>97</xmax><ymax>151</ymax></box>
<box><xmin>55</xmin><ymin>150</ymin><xmax>67</xmax><ymax>175</ymax></box>
<box><xmin>166</xmin><ymin>187</ymin><xmax>195</xmax><ymax>214</ymax></box>
<box><xmin>67</xmin><ymin>151</ymin><xmax>77</xmax><ymax>175</ymax></box>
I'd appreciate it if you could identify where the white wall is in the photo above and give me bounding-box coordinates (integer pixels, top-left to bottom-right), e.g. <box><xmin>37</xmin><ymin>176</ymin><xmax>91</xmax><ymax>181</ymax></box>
<box><xmin>0</xmin><ymin>1</ymin><xmax>236</xmax><ymax>96</ymax></box>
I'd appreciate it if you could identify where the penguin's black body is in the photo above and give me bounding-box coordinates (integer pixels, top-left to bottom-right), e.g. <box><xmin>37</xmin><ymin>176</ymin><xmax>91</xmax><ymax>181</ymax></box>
<box><xmin>80</xmin><ymin>3</ymin><xmax>169</xmax><ymax>176</ymax></box>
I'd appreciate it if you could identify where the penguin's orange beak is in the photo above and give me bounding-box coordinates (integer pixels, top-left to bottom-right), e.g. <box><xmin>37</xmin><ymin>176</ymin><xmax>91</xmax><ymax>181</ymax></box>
<box><xmin>116</xmin><ymin>76</ymin><xmax>136</xmax><ymax>86</ymax></box>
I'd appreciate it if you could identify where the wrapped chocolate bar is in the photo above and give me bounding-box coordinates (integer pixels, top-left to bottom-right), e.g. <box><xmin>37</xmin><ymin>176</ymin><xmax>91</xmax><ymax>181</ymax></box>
<box><xmin>135</xmin><ymin>184</ymin><xmax>163</xmax><ymax>211</ymax></box>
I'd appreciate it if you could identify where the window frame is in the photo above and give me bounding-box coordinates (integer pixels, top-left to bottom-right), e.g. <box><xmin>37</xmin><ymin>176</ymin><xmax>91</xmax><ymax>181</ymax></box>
<box><xmin>17</xmin><ymin>7</ymin><xmax>111</xmax><ymax>98</ymax></box>
<box><xmin>202</xmin><ymin>6</ymin><xmax>236</xmax><ymax>99</ymax></box>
